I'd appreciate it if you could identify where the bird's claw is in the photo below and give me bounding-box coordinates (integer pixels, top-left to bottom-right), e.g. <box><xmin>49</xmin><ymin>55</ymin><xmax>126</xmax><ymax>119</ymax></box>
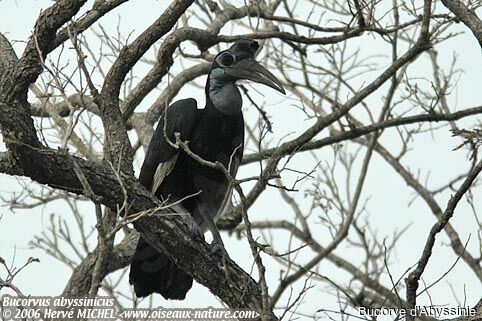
<box><xmin>183</xmin><ymin>215</ymin><xmax>204</xmax><ymax>241</ymax></box>
<box><xmin>210</xmin><ymin>239</ymin><xmax>229</xmax><ymax>260</ymax></box>
<box><xmin>210</xmin><ymin>238</ymin><xmax>230</xmax><ymax>278</ymax></box>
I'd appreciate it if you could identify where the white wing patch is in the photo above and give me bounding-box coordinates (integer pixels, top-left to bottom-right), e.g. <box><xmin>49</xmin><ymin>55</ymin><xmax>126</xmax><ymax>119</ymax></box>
<box><xmin>215</xmin><ymin>186</ymin><xmax>233</xmax><ymax>223</ymax></box>
<box><xmin>214</xmin><ymin>156</ymin><xmax>241</xmax><ymax>223</ymax></box>
<box><xmin>151</xmin><ymin>155</ymin><xmax>178</xmax><ymax>194</ymax></box>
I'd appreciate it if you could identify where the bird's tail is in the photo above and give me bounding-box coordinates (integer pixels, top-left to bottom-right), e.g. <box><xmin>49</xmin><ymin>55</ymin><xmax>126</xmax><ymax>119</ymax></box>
<box><xmin>129</xmin><ymin>237</ymin><xmax>193</xmax><ymax>299</ymax></box>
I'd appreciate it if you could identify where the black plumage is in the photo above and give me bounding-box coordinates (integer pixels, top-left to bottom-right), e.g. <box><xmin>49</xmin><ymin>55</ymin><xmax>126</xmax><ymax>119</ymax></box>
<box><xmin>129</xmin><ymin>40</ymin><xmax>285</xmax><ymax>299</ymax></box>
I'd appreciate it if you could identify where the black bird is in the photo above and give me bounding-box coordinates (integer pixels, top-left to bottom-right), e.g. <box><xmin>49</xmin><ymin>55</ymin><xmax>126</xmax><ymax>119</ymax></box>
<box><xmin>129</xmin><ymin>40</ymin><xmax>285</xmax><ymax>299</ymax></box>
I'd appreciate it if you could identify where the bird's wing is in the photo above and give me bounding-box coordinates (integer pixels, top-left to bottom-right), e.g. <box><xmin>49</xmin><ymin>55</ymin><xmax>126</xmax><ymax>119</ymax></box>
<box><xmin>150</xmin><ymin>154</ymin><xmax>178</xmax><ymax>194</ymax></box>
<box><xmin>214</xmin><ymin>149</ymin><xmax>242</xmax><ymax>223</ymax></box>
<box><xmin>139</xmin><ymin>98</ymin><xmax>198</xmax><ymax>194</ymax></box>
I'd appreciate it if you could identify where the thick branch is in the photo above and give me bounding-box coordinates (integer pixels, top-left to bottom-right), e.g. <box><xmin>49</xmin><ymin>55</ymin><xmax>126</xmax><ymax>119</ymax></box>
<box><xmin>14</xmin><ymin>0</ymin><xmax>88</xmax><ymax>99</ymax></box>
<box><xmin>0</xmin><ymin>145</ymin><xmax>275</xmax><ymax>318</ymax></box>
<box><xmin>441</xmin><ymin>0</ymin><xmax>482</xmax><ymax>47</ymax></box>
<box><xmin>0</xmin><ymin>152</ymin><xmax>23</xmax><ymax>176</ymax></box>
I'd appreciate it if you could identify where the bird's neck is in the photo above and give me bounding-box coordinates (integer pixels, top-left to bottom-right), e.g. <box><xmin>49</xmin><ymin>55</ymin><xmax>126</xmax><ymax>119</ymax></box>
<box><xmin>208</xmin><ymin>79</ymin><xmax>242</xmax><ymax>116</ymax></box>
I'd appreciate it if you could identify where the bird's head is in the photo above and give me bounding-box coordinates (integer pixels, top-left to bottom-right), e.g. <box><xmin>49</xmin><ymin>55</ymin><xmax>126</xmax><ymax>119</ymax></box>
<box><xmin>209</xmin><ymin>39</ymin><xmax>285</xmax><ymax>95</ymax></box>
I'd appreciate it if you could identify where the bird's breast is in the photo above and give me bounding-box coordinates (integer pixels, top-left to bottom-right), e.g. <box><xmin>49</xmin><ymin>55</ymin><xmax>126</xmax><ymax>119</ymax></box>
<box><xmin>188</xmin><ymin>114</ymin><xmax>244</xmax><ymax>169</ymax></box>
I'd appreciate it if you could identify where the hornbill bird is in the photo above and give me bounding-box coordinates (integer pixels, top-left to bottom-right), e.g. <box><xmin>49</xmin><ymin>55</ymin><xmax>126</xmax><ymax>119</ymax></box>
<box><xmin>129</xmin><ymin>39</ymin><xmax>285</xmax><ymax>299</ymax></box>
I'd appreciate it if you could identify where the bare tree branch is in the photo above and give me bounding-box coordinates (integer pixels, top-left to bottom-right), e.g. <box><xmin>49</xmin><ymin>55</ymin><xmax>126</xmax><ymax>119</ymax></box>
<box><xmin>440</xmin><ymin>0</ymin><xmax>482</xmax><ymax>47</ymax></box>
<box><xmin>405</xmin><ymin>157</ymin><xmax>482</xmax><ymax>319</ymax></box>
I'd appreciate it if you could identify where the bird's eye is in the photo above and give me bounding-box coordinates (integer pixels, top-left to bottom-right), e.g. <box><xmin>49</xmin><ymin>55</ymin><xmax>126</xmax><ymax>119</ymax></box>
<box><xmin>219</xmin><ymin>53</ymin><xmax>234</xmax><ymax>66</ymax></box>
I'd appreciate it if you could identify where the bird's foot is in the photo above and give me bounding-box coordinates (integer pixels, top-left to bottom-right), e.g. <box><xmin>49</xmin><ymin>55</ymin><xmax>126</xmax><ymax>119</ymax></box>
<box><xmin>210</xmin><ymin>238</ymin><xmax>229</xmax><ymax>263</ymax></box>
<box><xmin>210</xmin><ymin>238</ymin><xmax>231</xmax><ymax>280</ymax></box>
<box><xmin>173</xmin><ymin>204</ymin><xmax>204</xmax><ymax>240</ymax></box>
<box><xmin>182</xmin><ymin>214</ymin><xmax>204</xmax><ymax>241</ymax></box>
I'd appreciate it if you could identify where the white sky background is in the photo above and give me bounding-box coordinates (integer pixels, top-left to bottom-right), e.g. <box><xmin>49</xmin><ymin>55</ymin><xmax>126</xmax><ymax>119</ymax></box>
<box><xmin>0</xmin><ymin>0</ymin><xmax>481</xmax><ymax>319</ymax></box>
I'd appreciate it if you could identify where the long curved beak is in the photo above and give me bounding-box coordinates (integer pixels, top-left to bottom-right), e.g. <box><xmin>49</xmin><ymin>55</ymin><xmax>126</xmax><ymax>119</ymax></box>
<box><xmin>225</xmin><ymin>59</ymin><xmax>286</xmax><ymax>95</ymax></box>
